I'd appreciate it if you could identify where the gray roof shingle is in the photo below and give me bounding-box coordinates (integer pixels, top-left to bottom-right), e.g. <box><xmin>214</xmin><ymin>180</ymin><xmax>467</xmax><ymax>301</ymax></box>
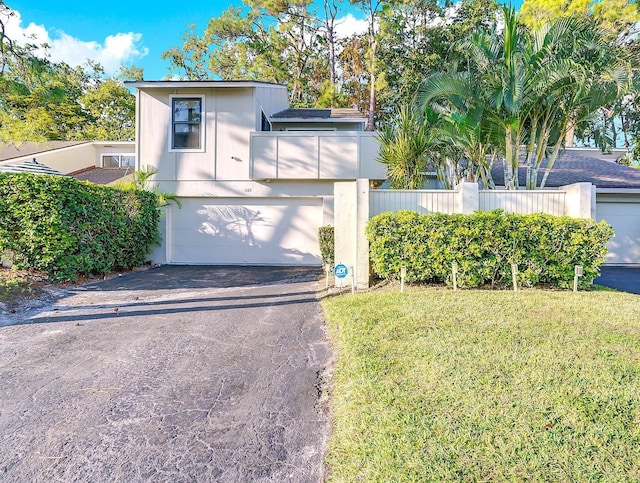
<box><xmin>490</xmin><ymin>149</ymin><xmax>640</xmax><ymax>189</ymax></box>
<box><xmin>271</xmin><ymin>108</ymin><xmax>366</xmax><ymax>120</ymax></box>
<box><xmin>73</xmin><ymin>167</ymin><xmax>133</xmax><ymax>185</ymax></box>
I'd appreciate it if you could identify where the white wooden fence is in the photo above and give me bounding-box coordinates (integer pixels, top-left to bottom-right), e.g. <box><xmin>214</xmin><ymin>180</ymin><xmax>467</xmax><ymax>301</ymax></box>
<box><xmin>370</xmin><ymin>187</ymin><xmax>569</xmax><ymax>217</ymax></box>
<box><xmin>478</xmin><ymin>190</ymin><xmax>566</xmax><ymax>216</ymax></box>
<box><xmin>369</xmin><ymin>189</ymin><xmax>457</xmax><ymax>216</ymax></box>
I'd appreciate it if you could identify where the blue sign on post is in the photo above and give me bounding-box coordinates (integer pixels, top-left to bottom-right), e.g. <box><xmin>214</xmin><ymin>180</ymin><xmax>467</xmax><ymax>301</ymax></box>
<box><xmin>334</xmin><ymin>263</ymin><xmax>349</xmax><ymax>279</ymax></box>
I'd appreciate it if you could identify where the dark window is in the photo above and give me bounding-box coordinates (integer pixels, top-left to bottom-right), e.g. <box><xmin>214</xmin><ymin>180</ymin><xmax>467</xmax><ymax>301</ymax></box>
<box><xmin>261</xmin><ymin>111</ymin><xmax>271</xmax><ymax>132</ymax></box>
<box><xmin>172</xmin><ymin>98</ymin><xmax>202</xmax><ymax>149</ymax></box>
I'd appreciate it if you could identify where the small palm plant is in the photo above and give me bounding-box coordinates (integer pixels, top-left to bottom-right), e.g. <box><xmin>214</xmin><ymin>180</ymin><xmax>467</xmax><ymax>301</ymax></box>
<box><xmin>376</xmin><ymin>104</ymin><xmax>451</xmax><ymax>189</ymax></box>
<box><xmin>114</xmin><ymin>166</ymin><xmax>182</xmax><ymax>209</ymax></box>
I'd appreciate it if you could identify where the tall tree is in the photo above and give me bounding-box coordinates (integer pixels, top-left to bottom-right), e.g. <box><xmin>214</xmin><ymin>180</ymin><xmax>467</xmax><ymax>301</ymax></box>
<box><xmin>349</xmin><ymin>0</ymin><xmax>385</xmax><ymax>130</ymax></box>
<box><xmin>0</xmin><ymin>0</ymin><xmax>15</xmax><ymax>75</ymax></box>
<box><xmin>338</xmin><ymin>34</ymin><xmax>371</xmax><ymax>113</ymax></box>
<box><xmin>520</xmin><ymin>0</ymin><xmax>640</xmax><ymax>38</ymax></box>
<box><xmin>417</xmin><ymin>7</ymin><xmax>633</xmax><ymax>189</ymax></box>
<box><xmin>162</xmin><ymin>0</ymin><xmax>329</xmax><ymax>106</ymax></box>
<box><xmin>0</xmin><ymin>46</ymin><xmax>136</xmax><ymax>142</ymax></box>
<box><xmin>376</xmin><ymin>0</ymin><xmax>502</xmax><ymax>124</ymax></box>
<box><xmin>520</xmin><ymin>0</ymin><xmax>640</xmax><ymax>152</ymax></box>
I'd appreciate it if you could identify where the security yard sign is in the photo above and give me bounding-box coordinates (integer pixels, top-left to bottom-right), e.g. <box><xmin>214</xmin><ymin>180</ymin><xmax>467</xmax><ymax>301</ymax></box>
<box><xmin>334</xmin><ymin>263</ymin><xmax>349</xmax><ymax>279</ymax></box>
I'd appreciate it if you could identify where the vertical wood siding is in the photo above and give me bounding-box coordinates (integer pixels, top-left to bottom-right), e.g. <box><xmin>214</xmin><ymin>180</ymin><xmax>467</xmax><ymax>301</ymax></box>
<box><xmin>478</xmin><ymin>190</ymin><xmax>566</xmax><ymax>216</ymax></box>
<box><xmin>370</xmin><ymin>190</ymin><xmax>457</xmax><ymax>217</ymax></box>
<box><xmin>370</xmin><ymin>189</ymin><xmax>567</xmax><ymax>217</ymax></box>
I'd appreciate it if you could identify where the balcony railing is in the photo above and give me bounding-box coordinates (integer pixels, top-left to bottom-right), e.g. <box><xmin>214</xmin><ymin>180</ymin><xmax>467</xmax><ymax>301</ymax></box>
<box><xmin>250</xmin><ymin>131</ymin><xmax>385</xmax><ymax>180</ymax></box>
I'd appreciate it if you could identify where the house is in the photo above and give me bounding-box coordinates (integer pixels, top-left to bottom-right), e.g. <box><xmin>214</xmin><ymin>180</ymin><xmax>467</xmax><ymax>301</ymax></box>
<box><xmin>0</xmin><ymin>140</ymin><xmax>135</xmax><ymax>185</ymax></box>
<box><xmin>490</xmin><ymin>148</ymin><xmax>640</xmax><ymax>265</ymax></box>
<box><xmin>125</xmin><ymin>80</ymin><xmax>384</xmax><ymax>266</ymax></box>
<box><xmin>122</xmin><ymin>79</ymin><xmax>640</xmax><ymax>274</ymax></box>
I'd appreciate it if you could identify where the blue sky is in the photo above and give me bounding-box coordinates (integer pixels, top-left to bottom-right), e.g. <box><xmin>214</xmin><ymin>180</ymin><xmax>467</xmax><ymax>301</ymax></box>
<box><xmin>4</xmin><ymin>0</ymin><xmax>523</xmax><ymax>80</ymax></box>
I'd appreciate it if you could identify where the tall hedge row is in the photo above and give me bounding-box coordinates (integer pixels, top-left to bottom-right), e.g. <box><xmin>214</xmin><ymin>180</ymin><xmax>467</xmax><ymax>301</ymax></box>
<box><xmin>318</xmin><ymin>226</ymin><xmax>335</xmax><ymax>265</ymax></box>
<box><xmin>367</xmin><ymin>210</ymin><xmax>613</xmax><ymax>289</ymax></box>
<box><xmin>0</xmin><ymin>173</ymin><xmax>160</xmax><ymax>282</ymax></box>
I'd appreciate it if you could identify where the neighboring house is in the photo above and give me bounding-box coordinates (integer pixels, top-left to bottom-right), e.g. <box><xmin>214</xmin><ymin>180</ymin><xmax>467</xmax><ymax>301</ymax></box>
<box><xmin>126</xmin><ymin>80</ymin><xmax>384</xmax><ymax>266</ymax></box>
<box><xmin>0</xmin><ymin>141</ymin><xmax>135</xmax><ymax>185</ymax></box>
<box><xmin>490</xmin><ymin>148</ymin><xmax>640</xmax><ymax>265</ymax></box>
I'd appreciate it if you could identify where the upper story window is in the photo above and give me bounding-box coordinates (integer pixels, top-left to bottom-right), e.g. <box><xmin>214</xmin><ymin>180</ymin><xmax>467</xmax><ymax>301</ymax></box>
<box><xmin>171</xmin><ymin>96</ymin><xmax>204</xmax><ymax>151</ymax></box>
<box><xmin>101</xmin><ymin>153</ymin><xmax>135</xmax><ymax>168</ymax></box>
<box><xmin>261</xmin><ymin>111</ymin><xmax>271</xmax><ymax>132</ymax></box>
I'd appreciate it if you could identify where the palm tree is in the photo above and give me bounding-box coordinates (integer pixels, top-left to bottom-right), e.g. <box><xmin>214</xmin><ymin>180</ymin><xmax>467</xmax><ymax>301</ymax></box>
<box><xmin>416</xmin><ymin>6</ymin><xmax>632</xmax><ymax>189</ymax></box>
<box><xmin>376</xmin><ymin>104</ymin><xmax>447</xmax><ymax>189</ymax></box>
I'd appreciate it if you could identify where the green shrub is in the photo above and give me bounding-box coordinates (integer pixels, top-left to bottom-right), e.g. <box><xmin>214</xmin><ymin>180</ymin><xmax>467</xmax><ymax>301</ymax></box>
<box><xmin>0</xmin><ymin>173</ymin><xmax>160</xmax><ymax>282</ymax></box>
<box><xmin>318</xmin><ymin>226</ymin><xmax>335</xmax><ymax>265</ymax></box>
<box><xmin>366</xmin><ymin>210</ymin><xmax>613</xmax><ymax>289</ymax></box>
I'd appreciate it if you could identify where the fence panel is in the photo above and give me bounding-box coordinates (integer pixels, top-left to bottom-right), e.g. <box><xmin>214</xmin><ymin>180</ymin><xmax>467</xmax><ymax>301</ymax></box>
<box><xmin>370</xmin><ymin>190</ymin><xmax>457</xmax><ymax>217</ymax></box>
<box><xmin>479</xmin><ymin>190</ymin><xmax>566</xmax><ymax>216</ymax></box>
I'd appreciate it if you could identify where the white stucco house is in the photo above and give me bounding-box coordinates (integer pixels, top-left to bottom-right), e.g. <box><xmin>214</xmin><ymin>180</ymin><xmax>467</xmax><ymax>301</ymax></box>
<box><xmin>125</xmin><ymin>80</ymin><xmax>384</xmax><ymax>266</ymax></box>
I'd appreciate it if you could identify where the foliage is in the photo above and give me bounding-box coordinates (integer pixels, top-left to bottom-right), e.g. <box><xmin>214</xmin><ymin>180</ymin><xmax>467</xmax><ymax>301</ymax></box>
<box><xmin>520</xmin><ymin>0</ymin><xmax>640</xmax><ymax>154</ymax></box>
<box><xmin>162</xmin><ymin>0</ymin><xmax>328</xmax><ymax>107</ymax></box>
<box><xmin>0</xmin><ymin>173</ymin><xmax>160</xmax><ymax>282</ymax></box>
<box><xmin>0</xmin><ymin>8</ymin><xmax>136</xmax><ymax>144</ymax></box>
<box><xmin>323</xmin><ymin>289</ymin><xmax>640</xmax><ymax>480</ymax></box>
<box><xmin>0</xmin><ymin>267</ymin><xmax>40</xmax><ymax>306</ymax></box>
<box><xmin>366</xmin><ymin>210</ymin><xmax>613</xmax><ymax>289</ymax></box>
<box><xmin>417</xmin><ymin>7</ymin><xmax>634</xmax><ymax>189</ymax></box>
<box><xmin>318</xmin><ymin>225</ymin><xmax>335</xmax><ymax>265</ymax></box>
<box><xmin>520</xmin><ymin>0</ymin><xmax>640</xmax><ymax>39</ymax></box>
<box><xmin>376</xmin><ymin>104</ymin><xmax>441</xmax><ymax>189</ymax></box>
<box><xmin>113</xmin><ymin>166</ymin><xmax>182</xmax><ymax>208</ymax></box>
<box><xmin>376</xmin><ymin>0</ymin><xmax>501</xmax><ymax>122</ymax></box>
<box><xmin>0</xmin><ymin>57</ymin><xmax>136</xmax><ymax>143</ymax></box>
<box><xmin>78</xmin><ymin>77</ymin><xmax>136</xmax><ymax>141</ymax></box>
<box><xmin>160</xmin><ymin>0</ymin><xmax>507</xmax><ymax>126</ymax></box>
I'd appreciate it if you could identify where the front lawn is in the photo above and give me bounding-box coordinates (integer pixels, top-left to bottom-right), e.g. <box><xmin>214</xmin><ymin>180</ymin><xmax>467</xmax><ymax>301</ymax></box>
<box><xmin>322</xmin><ymin>288</ymin><xmax>640</xmax><ymax>481</ymax></box>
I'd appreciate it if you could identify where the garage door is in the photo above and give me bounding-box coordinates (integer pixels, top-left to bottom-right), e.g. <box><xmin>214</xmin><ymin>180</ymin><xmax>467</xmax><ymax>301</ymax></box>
<box><xmin>597</xmin><ymin>198</ymin><xmax>640</xmax><ymax>264</ymax></box>
<box><xmin>169</xmin><ymin>197</ymin><xmax>323</xmax><ymax>265</ymax></box>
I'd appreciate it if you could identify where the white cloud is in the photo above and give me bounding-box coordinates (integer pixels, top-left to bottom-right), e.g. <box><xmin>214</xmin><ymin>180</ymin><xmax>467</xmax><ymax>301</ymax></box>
<box><xmin>334</xmin><ymin>13</ymin><xmax>369</xmax><ymax>39</ymax></box>
<box><xmin>2</xmin><ymin>9</ymin><xmax>148</xmax><ymax>74</ymax></box>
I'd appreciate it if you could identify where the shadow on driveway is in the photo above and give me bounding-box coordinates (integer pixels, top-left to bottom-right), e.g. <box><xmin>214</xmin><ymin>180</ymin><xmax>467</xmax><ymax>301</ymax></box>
<box><xmin>82</xmin><ymin>265</ymin><xmax>324</xmax><ymax>292</ymax></box>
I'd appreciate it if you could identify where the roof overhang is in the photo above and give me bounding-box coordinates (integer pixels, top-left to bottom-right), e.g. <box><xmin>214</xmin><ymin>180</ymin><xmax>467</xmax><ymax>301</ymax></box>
<box><xmin>270</xmin><ymin>117</ymin><xmax>367</xmax><ymax>123</ymax></box>
<box><xmin>125</xmin><ymin>80</ymin><xmax>286</xmax><ymax>89</ymax></box>
<box><xmin>596</xmin><ymin>188</ymin><xmax>640</xmax><ymax>195</ymax></box>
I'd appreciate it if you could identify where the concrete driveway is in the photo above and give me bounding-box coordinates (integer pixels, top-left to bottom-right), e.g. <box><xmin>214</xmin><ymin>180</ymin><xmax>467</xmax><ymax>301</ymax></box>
<box><xmin>0</xmin><ymin>266</ymin><xmax>330</xmax><ymax>482</ymax></box>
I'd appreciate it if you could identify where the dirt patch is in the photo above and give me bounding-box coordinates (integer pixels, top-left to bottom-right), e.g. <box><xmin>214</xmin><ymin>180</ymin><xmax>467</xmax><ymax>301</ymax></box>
<box><xmin>0</xmin><ymin>269</ymin><xmax>46</xmax><ymax>312</ymax></box>
<box><xmin>0</xmin><ymin>265</ymin><xmax>154</xmax><ymax>315</ymax></box>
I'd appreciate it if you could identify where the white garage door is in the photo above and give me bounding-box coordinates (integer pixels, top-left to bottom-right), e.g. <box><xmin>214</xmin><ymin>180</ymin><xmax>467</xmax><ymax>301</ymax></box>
<box><xmin>169</xmin><ymin>197</ymin><xmax>323</xmax><ymax>265</ymax></box>
<box><xmin>597</xmin><ymin>198</ymin><xmax>640</xmax><ymax>264</ymax></box>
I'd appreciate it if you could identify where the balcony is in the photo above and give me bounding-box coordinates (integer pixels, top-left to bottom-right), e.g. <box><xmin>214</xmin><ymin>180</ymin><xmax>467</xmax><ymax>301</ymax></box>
<box><xmin>250</xmin><ymin>131</ymin><xmax>385</xmax><ymax>181</ymax></box>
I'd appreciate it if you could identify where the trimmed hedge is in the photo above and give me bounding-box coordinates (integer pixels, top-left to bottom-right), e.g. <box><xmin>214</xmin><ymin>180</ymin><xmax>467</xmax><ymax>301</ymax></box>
<box><xmin>319</xmin><ymin>226</ymin><xmax>335</xmax><ymax>265</ymax></box>
<box><xmin>0</xmin><ymin>173</ymin><xmax>160</xmax><ymax>282</ymax></box>
<box><xmin>367</xmin><ymin>210</ymin><xmax>614</xmax><ymax>289</ymax></box>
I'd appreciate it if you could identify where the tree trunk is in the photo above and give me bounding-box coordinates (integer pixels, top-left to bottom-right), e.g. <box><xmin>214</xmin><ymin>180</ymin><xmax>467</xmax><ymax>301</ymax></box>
<box><xmin>323</xmin><ymin>0</ymin><xmax>337</xmax><ymax>88</ymax></box>
<box><xmin>366</xmin><ymin>3</ymin><xmax>376</xmax><ymax>131</ymax></box>
<box><xmin>525</xmin><ymin>165</ymin><xmax>538</xmax><ymax>190</ymax></box>
<box><xmin>504</xmin><ymin>127</ymin><xmax>518</xmax><ymax>190</ymax></box>
<box><xmin>564</xmin><ymin>123</ymin><xmax>575</xmax><ymax>147</ymax></box>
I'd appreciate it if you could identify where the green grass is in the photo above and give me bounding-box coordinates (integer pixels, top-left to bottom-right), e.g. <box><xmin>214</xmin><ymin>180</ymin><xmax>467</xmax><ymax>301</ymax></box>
<box><xmin>322</xmin><ymin>288</ymin><xmax>640</xmax><ymax>481</ymax></box>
